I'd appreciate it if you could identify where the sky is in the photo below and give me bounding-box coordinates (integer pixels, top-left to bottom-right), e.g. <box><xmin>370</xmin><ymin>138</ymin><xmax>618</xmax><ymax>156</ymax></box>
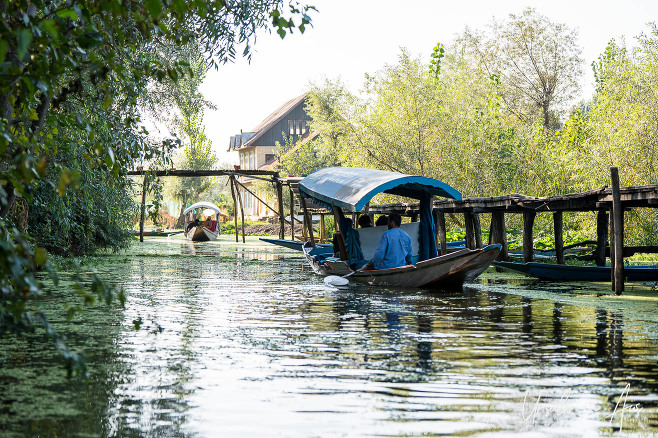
<box><xmin>199</xmin><ymin>0</ymin><xmax>658</xmax><ymax>164</ymax></box>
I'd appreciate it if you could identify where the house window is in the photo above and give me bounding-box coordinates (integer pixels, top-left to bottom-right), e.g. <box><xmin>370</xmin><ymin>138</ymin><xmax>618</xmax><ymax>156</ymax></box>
<box><xmin>265</xmin><ymin>154</ymin><xmax>275</xmax><ymax>163</ymax></box>
<box><xmin>240</xmin><ymin>153</ymin><xmax>244</xmax><ymax>169</ymax></box>
<box><xmin>288</xmin><ymin>120</ymin><xmax>308</xmax><ymax>136</ymax></box>
<box><xmin>249</xmin><ymin>151</ymin><xmax>254</xmax><ymax>169</ymax></box>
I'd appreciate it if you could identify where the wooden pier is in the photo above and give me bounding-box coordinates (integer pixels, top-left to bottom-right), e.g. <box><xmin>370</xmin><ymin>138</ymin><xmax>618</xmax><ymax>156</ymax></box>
<box><xmin>130</xmin><ymin>167</ymin><xmax>658</xmax><ymax>295</ymax></box>
<box><xmin>369</xmin><ymin>168</ymin><xmax>658</xmax><ymax>295</ymax></box>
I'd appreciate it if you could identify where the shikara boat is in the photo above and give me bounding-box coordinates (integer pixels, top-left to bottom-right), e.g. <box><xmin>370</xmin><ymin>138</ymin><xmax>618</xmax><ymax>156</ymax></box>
<box><xmin>259</xmin><ymin>237</ymin><xmax>333</xmax><ymax>251</ymax></box>
<box><xmin>494</xmin><ymin>261</ymin><xmax>658</xmax><ymax>282</ymax></box>
<box><xmin>184</xmin><ymin>202</ymin><xmax>224</xmax><ymax>242</ymax></box>
<box><xmin>298</xmin><ymin>167</ymin><xmax>501</xmax><ymax>289</ymax></box>
<box><xmin>133</xmin><ymin>229</ymin><xmax>184</xmax><ymax>237</ymax></box>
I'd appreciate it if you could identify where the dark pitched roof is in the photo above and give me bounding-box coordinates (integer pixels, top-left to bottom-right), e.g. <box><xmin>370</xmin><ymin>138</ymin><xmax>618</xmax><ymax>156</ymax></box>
<box><xmin>243</xmin><ymin>93</ymin><xmax>308</xmax><ymax>147</ymax></box>
<box><xmin>259</xmin><ymin>131</ymin><xmax>319</xmax><ymax>171</ymax></box>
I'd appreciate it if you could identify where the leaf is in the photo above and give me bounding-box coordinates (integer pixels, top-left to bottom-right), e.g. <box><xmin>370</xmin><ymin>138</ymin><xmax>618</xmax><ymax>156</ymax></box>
<box><xmin>17</xmin><ymin>28</ymin><xmax>33</xmax><ymax>60</ymax></box>
<box><xmin>0</xmin><ymin>40</ymin><xmax>7</xmax><ymax>64</ymax></box>
<box><xmin>105</xmin><ymin>147</ymin><xmax>115</xmax><ymax>167</ymax></box>
<box><xmin>103</xmin><ymin>94</ymin><xmax>113</xmax><ymax>110</ymax></box>
<box><xmin>145</xmin><ymin>0</ymin><xmax>163</xmax><ymax>19</ymax></box>
<box><xmin>40</xmin><ymin>19</ymin><xmax>58</xmax><ymax>38</ymax></box>
<box><xmin>36</xmin><ymin>80</ymin><xmax>48</xmax><ymax>94</ymax></box>
<box><xmin>34</xmin><ymin>247</ymin><xmax>48</xmax><ymax>266</ymax></box>
<box><xmin>56</xmin><ymin>8</ymin><xmax>78</xmax><ymax>20</ymax></box>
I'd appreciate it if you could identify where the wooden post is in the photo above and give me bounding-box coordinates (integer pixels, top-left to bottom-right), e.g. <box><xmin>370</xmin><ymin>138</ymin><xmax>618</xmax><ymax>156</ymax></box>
<box><xmin>610</xmin><ymin>209</ymin><xmax>615</xmax><ymax>289</ymax></box>
<box><xmin>302</xmin><ymin>209</ymin><xmax>308</xmax><ymax>240</ymax></box>
<box><xmin>289</xmin><ymin>186</ymin><xmax>295</xmax><ymax>241</ymax></box>
<box><xmin>464</xmin><ymin>212</ymin><xmax>475</xmax><ymax>249</ymax></box>
<box><xmin>473</xmin><ymin>213</ymin><xmax>482</xmax><ymax>249</ymax></box>
<box><xmin>276</xmin><ymin>180</ymin><xmax>284</xmax><ymax>239</ymax></box>
<box><xmin>611</xmin><ymin>167</ymin><xmax>624</xmax><ymax>295</ymax></box>
<box><xmin>230</xmin><ymin>176</ymin><xmax>239</xmax><ymax>242</ymax></box>
<box><xmin>332</xmin><ymin>206</ymin><xmax>348</xmax><ymax>260</ymax></box>
<box><xmin>553</xmin><ymin>211</ymin><xmax>564</xmax><ymax>265</ymax></box>
<box><xmin>234</xmin><ymin>178</ymin><xmax>246</xmax><ymax>243</ymax></box>
<box><xmin>139</xmin><ymin>175</ymin><xmax>148</xmax><ymax>242</ymax></box>
<box><xmin>320</xmin><ymin>214</ymin><xmax>326</xmax><ymax>243</ymax></box>
<box><xmin>435</xmin><ymin>210</ymin><xmax>447</xmax><ymax>256</ymax></box>
<box><xmin>490</xmin><ymin>211</ymin><xmax>508</xmax><ymax>261</ymax></box>
<box><xmin>300</xmin><ymin>196</ymin><xmax>315</xmax><ymax>248</ymax></box>
<box><xmin>523</xmin><ymin>210</ymin><xmax>536</xmax><ymax>263</ymax></box>
<box><xmin>595</xmin><ymin>210</ymin><xmax>608</xmax><ymax>267</ymax></box>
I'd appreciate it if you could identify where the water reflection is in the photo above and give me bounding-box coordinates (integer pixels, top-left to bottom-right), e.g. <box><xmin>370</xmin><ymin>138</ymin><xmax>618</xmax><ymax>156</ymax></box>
<box><xmin>0</xmin><ymin>237</ymin><xmax>657</xmax><ymax>436</ymax></box>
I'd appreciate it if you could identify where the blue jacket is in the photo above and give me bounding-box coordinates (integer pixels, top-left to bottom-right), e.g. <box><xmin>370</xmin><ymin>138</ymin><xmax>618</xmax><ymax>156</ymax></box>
<box><xmin>370</xmin><ymin>228</ymin><xmax>413</xmax><ymax>270</ymax></box>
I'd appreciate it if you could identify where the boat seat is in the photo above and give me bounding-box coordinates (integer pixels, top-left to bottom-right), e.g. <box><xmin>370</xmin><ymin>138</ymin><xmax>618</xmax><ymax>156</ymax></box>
<box><xmin>355</xmin><ymin>222</ymin><xmax>420</xmax><ymax>260</ymax></box>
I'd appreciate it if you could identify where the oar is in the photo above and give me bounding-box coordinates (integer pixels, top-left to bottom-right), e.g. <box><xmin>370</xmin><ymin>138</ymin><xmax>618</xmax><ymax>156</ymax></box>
<box><xmin>323</xmin><ymin>270</ymin><xmax>357</xmax><ymax>287</ymax></box>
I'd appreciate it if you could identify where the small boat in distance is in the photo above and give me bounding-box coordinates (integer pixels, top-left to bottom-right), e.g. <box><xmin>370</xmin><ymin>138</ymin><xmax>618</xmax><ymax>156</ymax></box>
<box><xmin>298</xmin><ymin>167</ymin><xmax>501</xmax><ymax>289</ymax></box>
<box><xmin>184</xmin><ymin>202</ymin><xmax>224</xmax><ymax>242</ymax></box>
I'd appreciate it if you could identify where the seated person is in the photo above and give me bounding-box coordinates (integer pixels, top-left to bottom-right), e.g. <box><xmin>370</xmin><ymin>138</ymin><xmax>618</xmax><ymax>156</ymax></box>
<box><xmin>375</xmin><ymin>215</ymin><xmax>389</xmax><ymax>227</ymax></box>
<box><xmin>186</xmin><ymin>218</ymin><xmax>199</xmax><ymax>232</ymax></box>
<box><xmin>362</xmin><ymin>213</ymin><xmax>413</xmax><ymax>270</ymax></box>
<box><xmin>358</xmin><ymin>214</ymin><xmax>373</xmax><ymax>228</ymax></box>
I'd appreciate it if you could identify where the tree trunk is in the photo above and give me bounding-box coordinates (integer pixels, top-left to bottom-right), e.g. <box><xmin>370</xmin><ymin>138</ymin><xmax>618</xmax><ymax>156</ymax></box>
<box><xmin>176</xmin><ymin>195</ymin><xmax>187</xmax><ymax>228</ymax></box>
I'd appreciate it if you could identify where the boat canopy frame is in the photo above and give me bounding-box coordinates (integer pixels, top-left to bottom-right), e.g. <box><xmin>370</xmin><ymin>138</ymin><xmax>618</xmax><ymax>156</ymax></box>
<box><xmin>298</xmin><ymin>167</ymin><xmax>462</xmax><ymax>265</ymax></box>
<box><xmin>184</xmin><ymin>202</ymin><xmax>223</xmax><ymax>216</ymax></box>
<box><xmin>297</xmin><ymin>167</ymin><xmax>461</xmax><ymax>213</ymax></box>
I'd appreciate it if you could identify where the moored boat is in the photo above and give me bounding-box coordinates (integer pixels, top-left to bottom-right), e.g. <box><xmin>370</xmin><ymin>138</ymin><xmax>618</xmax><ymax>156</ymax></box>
<box><xmin>493</xmin><ymin>261</ymin><xmax>658</xmax><ymax>282</ymax></box>
<box><xmin>259</xmin><ymin>237</ymin><xmax>333</xmax><ymax>251</ymax></box>
<box><xmin>297</xmin><ymin>167</ymin><xmax>501</xmax><ymax>289</ymax></box>
<box><xmin>184</xmin><ymin>202</ymin><xmax>224</xmax><ymax>242</ymax></box>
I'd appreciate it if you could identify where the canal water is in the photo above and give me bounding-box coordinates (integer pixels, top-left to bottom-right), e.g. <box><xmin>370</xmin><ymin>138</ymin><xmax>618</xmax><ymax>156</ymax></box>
<box><xmin>1</xmin><ymin>236</ymin><xmax>657</xmax><ymax>437</ymax></box>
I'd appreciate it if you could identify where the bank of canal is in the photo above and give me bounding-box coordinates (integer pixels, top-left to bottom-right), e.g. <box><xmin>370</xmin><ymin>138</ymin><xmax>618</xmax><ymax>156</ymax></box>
<box><xmin>1</xmin><ymin>235</ymin><xmax>657</xmax><ymax>437</ymax></box>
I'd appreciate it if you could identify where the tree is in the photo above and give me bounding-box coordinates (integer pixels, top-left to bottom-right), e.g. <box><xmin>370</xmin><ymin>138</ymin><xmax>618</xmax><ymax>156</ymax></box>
<box><xmin>456</xmin><ymin>8</ymin><xmax>583</xmax><ymax>129</ymax></box>
<box><xmin>0</xmin><ymin>0</ymin><xmax>316</xmax><ymax>375</ymax></box>
<box><xmin>149</xmin><ymin>43</ymin><xmax>219</xmax><ymax>226</ymax></box>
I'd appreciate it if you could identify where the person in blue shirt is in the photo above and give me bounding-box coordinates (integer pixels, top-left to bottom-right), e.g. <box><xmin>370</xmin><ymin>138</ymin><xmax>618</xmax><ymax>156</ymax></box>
<box><xmin>362</xmin><ymin>213</ymin><xmax>413</xmax><ymax>270</ymax></box>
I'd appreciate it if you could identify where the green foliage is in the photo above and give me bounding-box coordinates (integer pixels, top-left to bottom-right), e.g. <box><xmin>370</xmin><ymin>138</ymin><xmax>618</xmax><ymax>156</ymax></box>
<box><xmin>158</xmin><ymin>43</ymin><xmax>219</xmax><ymax>224</ymax></box>
<box><xmin>0</xmin><ymin>0</ymin><xmax>317</xmax><ymax>374</ymax></box>
<box><xmin>454</xmin><ymin>8</ymin><xmax>583</xmax><ymax>129</ymax></box>
<box><xmin>285</xmin><ymin>19</ymin><xmax>658</xmax><ymax>246</ymax></box>
<box><xmin>429</xmin><ymin>42</ymin><xmax>445</xmax><ymax>80</ymax></box>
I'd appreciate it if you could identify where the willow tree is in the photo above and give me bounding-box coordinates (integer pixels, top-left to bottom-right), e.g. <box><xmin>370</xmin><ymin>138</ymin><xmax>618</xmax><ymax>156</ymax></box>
<box><xmin>144</xmin><ymin>43</ymin><xmax>219</xmax><ymax>226</ymax></box>
<box><xmin>456</xmin><ymin>8</ymin><xmax>583</xmax><ymax>129</ymax></box>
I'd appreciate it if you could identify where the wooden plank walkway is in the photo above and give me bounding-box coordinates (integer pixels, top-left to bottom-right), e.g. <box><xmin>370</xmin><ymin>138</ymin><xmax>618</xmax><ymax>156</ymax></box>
<box><xmin>367</xmin><ymin>184</ymin><xmax>658</xmax><ymax>214</ymax></box>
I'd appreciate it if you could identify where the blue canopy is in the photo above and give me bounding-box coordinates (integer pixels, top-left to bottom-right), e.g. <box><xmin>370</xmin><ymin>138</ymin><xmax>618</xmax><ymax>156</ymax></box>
<box><xmin>298</xmin><ymin>167</ymin><xmax>461</xmax><ymax>212</ymax></box>
<box><xmin>299</xmin><ymin>167</ymin><xmax>461</xmax><ymax>263</ymax></box>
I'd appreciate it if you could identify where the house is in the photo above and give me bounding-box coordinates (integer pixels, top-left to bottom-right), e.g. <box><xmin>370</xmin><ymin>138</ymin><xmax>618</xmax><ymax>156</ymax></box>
<box><xmin>228</xmin><ymin>93</ymin><xmax>312</xmax><ymax>218</ymax></box>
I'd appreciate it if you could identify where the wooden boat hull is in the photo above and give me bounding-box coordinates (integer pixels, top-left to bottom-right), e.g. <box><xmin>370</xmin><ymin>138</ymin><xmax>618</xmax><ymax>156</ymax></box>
<box><xmin>304</xmin><ymin>244</ymin><xmax>501</xmax><ymax>289</ymax></box>
<box><xmin>493</xmin><ymin>261</ymin><xmax>658</xmax><ymax>282</ymax></box>
<box><xmin>133</xmin><ymin>230</ymin><xmax>184</xmax><ymax>237</ymax></box>
<box><xmin>260</xmin><ymin>238</ymin><xmax>333</xmax><ymax>251</ymax></box>
<box><xmin>185</xmin><ymin>226</ymin><xmax>219</xmax><ymax>242</ymax></box>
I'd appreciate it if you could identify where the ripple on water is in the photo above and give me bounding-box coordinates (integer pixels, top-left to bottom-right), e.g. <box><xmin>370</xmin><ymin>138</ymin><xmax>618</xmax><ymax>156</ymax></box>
<box><xmin>0</xmin><ymin>237</ymin><xmax>657</xmax><ymax>437</ymax></box>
